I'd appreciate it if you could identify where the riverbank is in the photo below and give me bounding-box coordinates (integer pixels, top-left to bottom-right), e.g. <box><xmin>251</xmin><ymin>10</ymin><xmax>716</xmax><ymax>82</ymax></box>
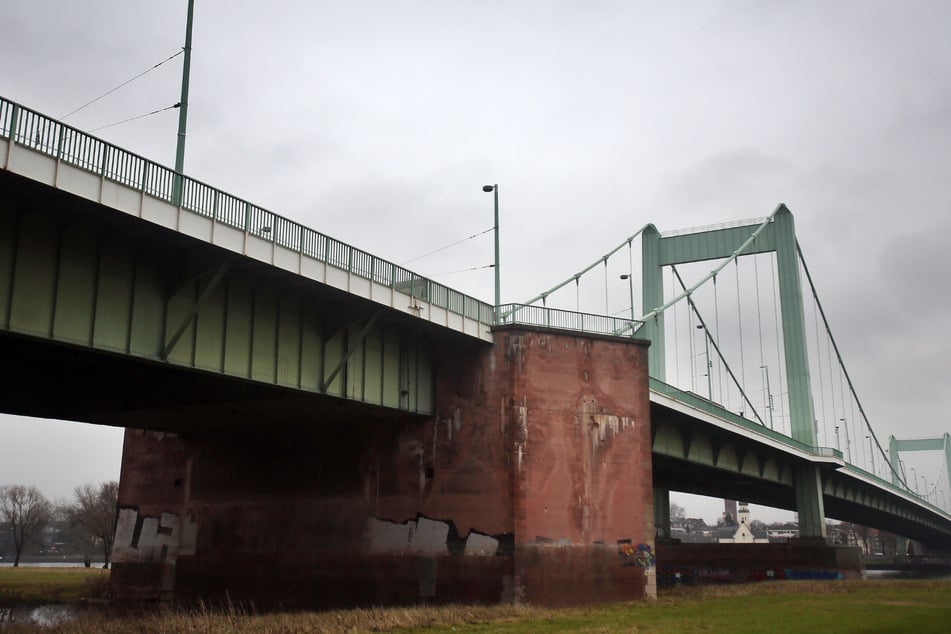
<box><xmin>0</xmin><ymin>567</ymin><xmax>108</xmax><ymax>605</ymax></box>
<box><xmin>1</xmin><ymin>576</ymin><xmax>948</xmax><ymax>632</ymax></box>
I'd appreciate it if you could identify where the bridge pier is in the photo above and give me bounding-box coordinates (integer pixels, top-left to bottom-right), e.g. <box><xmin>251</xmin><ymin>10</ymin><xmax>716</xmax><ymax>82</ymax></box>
<box><xmin>654</xmin><ymin>488</ymin><xmax>672</xmax><ymax>541</ymax></box>
<box><xmin>112</xmin><ymin>327</ymin><xmax>655</xmax><ymax>608</ymax></box>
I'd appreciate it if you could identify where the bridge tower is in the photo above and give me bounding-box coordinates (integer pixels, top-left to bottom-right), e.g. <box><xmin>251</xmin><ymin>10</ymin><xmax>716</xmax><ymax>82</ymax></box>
<box><xmin>641</xmin><ymin>206</ymin><xmax>827</xmax><ymax>538</ymax></box>
<box><xmin>888</xmin><ymin>434</ymin><xmax>951</xmax><ymax>498</ymax></box>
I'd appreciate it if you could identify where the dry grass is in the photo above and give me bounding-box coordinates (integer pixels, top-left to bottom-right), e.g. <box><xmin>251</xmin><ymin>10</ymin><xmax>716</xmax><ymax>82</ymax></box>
<box><xmin>2</xmin><ymin>577</ymin><xmax>949</xmax><ymax>633</ymax></box>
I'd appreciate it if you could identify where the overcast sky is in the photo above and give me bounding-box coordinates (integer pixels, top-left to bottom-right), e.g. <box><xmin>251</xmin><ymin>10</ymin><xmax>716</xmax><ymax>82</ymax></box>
<box><xmin>2</xmin><ymin>1</ymin><xmax>950</xmax><ymax>523</ymax></box>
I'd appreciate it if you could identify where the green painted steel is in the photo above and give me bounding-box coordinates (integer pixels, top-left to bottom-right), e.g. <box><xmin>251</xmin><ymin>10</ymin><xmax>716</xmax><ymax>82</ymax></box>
<box><xmin>174</xmin><ymin>0</ymin><xmax>195</xmax><ymax>191</ymax></box>
<box><xmin>888</xmin><ymin>434</ymin><xmax>951</xmax><ymax>500</ymax></box>
<box><xmin>642</xmin><ymin>206</ymin><xmax>825</xmax><ymax>536</ymax></box>
<box><xmin>793</xmin><ymin>464</ymin><xmax>826</xmax><ymax>538</ymax></box>
<box><xmin>520</xmin><ymin>224</ymin><xmax>652</xmax><ymax>309</ymax></box>
<box><xmin>0</xmin><ymin>96</ymin><xmax>495</xmax><ymax>328</ymax></box>
<box><xmin>0</xmin><ymin>203</ymin><xmax>435</xmax><ymax>415</ymax></box>
<box><xmin>640</xmin><ymin>225</ymin><xmax>664</xmax><ymax>378</ymax></box>
<box><xmin>650</xmin><ymin>378</ymin><xmax>832</xmax><ymax>457</ymax></box>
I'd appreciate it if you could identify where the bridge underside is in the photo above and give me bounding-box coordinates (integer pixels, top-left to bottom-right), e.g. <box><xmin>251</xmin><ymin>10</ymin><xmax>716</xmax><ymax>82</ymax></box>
<box><xmin>651</xmin><ymin>401</ymin><xmax>951</xmax><ymax>546</ymax></box>
<box><xmin>0</xmin><ymin>330</ymin><xmax>418</xmax><ymax>432</ymax></box>
<box><xmin>0</xmin><ymin>169</ymin><xmax>464</xmax><ymax>424</ymax></box>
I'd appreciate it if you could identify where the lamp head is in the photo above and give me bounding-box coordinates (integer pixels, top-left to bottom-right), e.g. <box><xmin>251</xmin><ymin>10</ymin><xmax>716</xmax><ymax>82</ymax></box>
<box><xmin>482</xmin><ymin>185</ymin><xmax>495</xmax><ymax>192</ymax></box>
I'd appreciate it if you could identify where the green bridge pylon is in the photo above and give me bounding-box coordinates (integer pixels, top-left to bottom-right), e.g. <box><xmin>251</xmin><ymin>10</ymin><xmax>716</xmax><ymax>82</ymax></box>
<box><xmin>889</xmin><ymin>433</ymin><xmax>951</xmax><ymax>497</ymax></box>
<box><xmin>641</xmin><ymin>205</ymin><xmax>827</xmax><ymax>538</ymax></box>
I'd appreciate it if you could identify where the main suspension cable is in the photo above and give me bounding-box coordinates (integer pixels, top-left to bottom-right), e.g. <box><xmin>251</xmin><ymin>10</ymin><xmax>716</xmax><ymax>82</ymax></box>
<box><xmin>671</xmin><ymin>265</ymin><xmax>766</xmax><ymax>426</ymax></box>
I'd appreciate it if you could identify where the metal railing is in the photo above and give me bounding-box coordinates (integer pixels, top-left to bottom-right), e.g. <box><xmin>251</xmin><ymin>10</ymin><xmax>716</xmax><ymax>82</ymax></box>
<box><xmin>1</xmin><ymin>97</ymin><xmax>499</xmax><ymax>327</ymax></box>
<box><xmin>497</xmin><ymin>303</ymin><xmax>642</xmax><ymax>338</ymax></box>
<box><xmin>649</xmin><ymin>377</ymin><xmax>837</xmax><ymax>458</ymax></box>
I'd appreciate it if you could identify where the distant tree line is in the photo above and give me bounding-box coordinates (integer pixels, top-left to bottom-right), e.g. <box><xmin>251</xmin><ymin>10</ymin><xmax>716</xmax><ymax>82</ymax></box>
<box><xmin>0</xmin><ymin>481</ymin><xmax>118</xmax><ymax>568</ymax></box>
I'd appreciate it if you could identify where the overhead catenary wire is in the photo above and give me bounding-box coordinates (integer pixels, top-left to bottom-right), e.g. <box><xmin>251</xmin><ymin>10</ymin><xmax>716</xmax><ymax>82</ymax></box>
<box><xmin>62</xmin><ymin>49</ymin><xmax>185</xmax><ymax>121</ymax></box>
<box><xmin>427</xmin><ymin>263</ymin><xmax>494</xmax><ymax>277</ymax></box>
<box><xmin>401</xmin><ymin>227</ymin><xmax>493</xmax><ymax>266</ymax></box>
<box><xmin>89</xmin><ymin>103</ymin><xmax>180</xmax><ymax>132</ymax></box>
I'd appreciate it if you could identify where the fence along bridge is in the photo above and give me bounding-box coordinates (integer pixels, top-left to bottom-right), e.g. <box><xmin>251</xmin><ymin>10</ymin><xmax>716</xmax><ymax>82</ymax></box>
<box><xmin>1</xmin><ymin>96</ymin><xmax>950</xmax><ymax>548</ymax></box>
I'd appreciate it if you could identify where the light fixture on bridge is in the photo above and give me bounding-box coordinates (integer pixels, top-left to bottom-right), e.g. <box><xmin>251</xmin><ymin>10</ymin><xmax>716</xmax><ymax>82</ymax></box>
<box><xmin>620</xmin><ymin>274</ymin><xmax>635</xmax><ymax>325</ymax></box>
<box><xmin>483</xmin><ymin>184</ymin><xmax>500</xmax><ymax>320</ymax></box>
<box><xmin>694</xmin><ymin>324</ymin><xmax>712</xmax><ymax>400</ymax></box>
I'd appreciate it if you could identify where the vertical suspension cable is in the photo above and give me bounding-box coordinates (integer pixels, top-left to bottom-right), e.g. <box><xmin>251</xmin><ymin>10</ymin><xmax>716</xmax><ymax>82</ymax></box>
<box><xmin>771</xmin><ymin>253</ymin><xmax>787</xmax><ymax>435</ymax></box>
<box><xmin>850</xmin><ymin>395</ymin><xmax>864</xmax><ymax>472</ymax></box>
<box><xmin>825</xmin><ymin>310</ymin><xmax>839</xmax><ymax>457</ymax></box>
<box><xmin>837</xmin><ymin>362</ymin><xmax>852</xmax><ymax>464</ymax></box>
<box><xmin>734</xmin><ymin>259</ymin><xmax>748</xmax><ymax>414</ymax></box>
<box><xmin>713</xmin><ymin>274</ymin><xmax>724</xmax><ymax>404</ymax></box>
<box><xmin>672</xmin><ymin>269</ymin><xmax>680</xmax><ymax>386</ymax></box>
<box><xmin>812</xmin><ymin>298</ymin><xmax>829</xmax><ymax>449</ymax></box>
<box><xmin>689</xmin><ymin>288</ymin><xmax>697</xmax><ymax>394</ymax></box>
<box><xmin>798</xmin><ymin>242</ymin><xmax>903</xmax><ymax>486</ymax></box>
<box><xmin>754</xmin><ymin>254</ymin><xmax>770</xmax><ymax>429</ymax></box>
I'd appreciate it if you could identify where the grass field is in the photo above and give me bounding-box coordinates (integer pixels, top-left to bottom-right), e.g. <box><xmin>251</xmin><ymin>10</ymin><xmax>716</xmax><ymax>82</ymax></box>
<box><xmin>0</xmin><ymin>570</ymin><xmax>948</xmax><ymax>633</ymax></box>
<box><xmin>0</xmin><ymin>567</ymin><xmax>109</xmax><ymax>605</ymax></box>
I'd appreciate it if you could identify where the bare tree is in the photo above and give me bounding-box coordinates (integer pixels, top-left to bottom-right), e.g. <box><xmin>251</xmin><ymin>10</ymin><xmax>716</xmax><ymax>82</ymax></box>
<box><xmin>0</xmin><ymin>485</ymin><xmax>53</xmax><ymax>567</ymax></box>
<box><xmin>67</xmin><ymin>481</ymin><xmax>119</xmax><ymax>569</ymax></box>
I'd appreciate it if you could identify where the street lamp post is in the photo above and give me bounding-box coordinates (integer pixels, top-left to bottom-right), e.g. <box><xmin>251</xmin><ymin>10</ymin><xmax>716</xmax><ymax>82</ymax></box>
<box><xmin>174</xmin><ymin>0</ymin><xmax>195</xmax><ymax>205</ymax></box>
<box><xmin>834</xmin><ymin>424</ymin><xmax>841</xmax><ymax>452</ymax></box>
<box><xmin>866</xmin><ymin>435</ymin><xmax>875</xmax><ymax>474</ymax></box>
<box><xmin>695</xmin><ymin>325</ymin><xmax>712</xmax><ymax>400</ymax></box>
<box><xmin>483</xmin><ymin>184</ymin><xmax>500</xmax><ymax>321</ymax></box>
<box><xmin>840</xmin><ymin>418</ymin><xmax>852</xmax><ymax>463</ymax></box>
<box><xmin>761</xmin><ymin>365</ymin><xmax>774</xmax><ymax>431</ymax></box>
<box><xmin>620</xmin><ymin>274</ymin><xmax>635</xmax><ymax>329</ymax></box>
<box><xmin>911</xmin><ymin>467</ymin><xmax>919</xmax><ymax>494</ymax></box>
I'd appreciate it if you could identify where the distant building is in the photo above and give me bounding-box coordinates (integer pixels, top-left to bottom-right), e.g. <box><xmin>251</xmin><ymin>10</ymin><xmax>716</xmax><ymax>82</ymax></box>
<box><xmin>766</xmin><ymin>524</ymin><xmax>799</xmax><ymax>543</ymax></box>
<box><xmin>722</xmin><ymin>499</ymin><xmax>738</xmax><ymax>526</ymax></box>
<box><xmin>717</xmin><ymin>502</ymin><xmax>768</xmax><ymax>543</ymax></box>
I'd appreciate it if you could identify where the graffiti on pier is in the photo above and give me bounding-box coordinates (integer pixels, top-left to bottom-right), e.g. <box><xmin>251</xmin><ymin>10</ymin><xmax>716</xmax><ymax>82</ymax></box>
<box><xmin>112</xmin><ymin>507</ymin><xmax>197</xmax><ymax>563</ymax></box>
<box><xmin>366</xmin><ymin>515</ymin><xmax>511</xmax><ymax>556</ymax></box>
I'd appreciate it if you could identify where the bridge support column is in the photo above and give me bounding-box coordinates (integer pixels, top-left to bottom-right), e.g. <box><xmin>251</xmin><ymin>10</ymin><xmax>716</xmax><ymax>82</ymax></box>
<box><xmin>113</xmin><ymin>326</ymin><xmax>656</xmax><ymax>608</ymax></box>
<box><xmin>654</xmin><ymin>488</ymin><xmax>671</xmax><ymax>540</ymax></box>
<box><xmin>794</xmin><ymin>464</ymin><xmax>827</xmax><ymax>539</ymax></box>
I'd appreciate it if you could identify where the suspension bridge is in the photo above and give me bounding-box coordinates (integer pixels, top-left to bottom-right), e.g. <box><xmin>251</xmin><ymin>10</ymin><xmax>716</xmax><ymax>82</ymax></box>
<box><xmin>507</xmin><ymin>206</ymin><xmax>951</xmax><ymax>548</ymax></box>
<box><xmin>2</xmin><ymin>95</ymin><xmax>950</xmax><ymax>607</ymax></box>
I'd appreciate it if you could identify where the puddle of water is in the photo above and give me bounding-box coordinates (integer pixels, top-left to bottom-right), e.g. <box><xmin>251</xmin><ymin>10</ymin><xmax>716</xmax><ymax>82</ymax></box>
<box><xmin>0</xmin><ymin>604</ymin><xmax>79</xmax><ymax>627</ymax></box>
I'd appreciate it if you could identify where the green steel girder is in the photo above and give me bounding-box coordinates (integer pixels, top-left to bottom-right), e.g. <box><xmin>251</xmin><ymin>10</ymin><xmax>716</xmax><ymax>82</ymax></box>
<box><xmin>321</xmin><ymin>312</ymin><xmax>382</xmax><ymax>393</ymax></box>
<box><xmin>161</xmin><ymin>258</ymin><xmax>234</xmax><ymax>361</ymax></box>
<box><xmin>643</xmin><ymin>205</ymin><xmax>825</xmax><ymax>537</ymax></box>
<box><xmin>651</xmin><ymin>419</ymin><xmax>796</xmax><ymax>489</ymax></box>
<box><xmin>0</xmin><ymin>179</ymin><xmax>437</xmax><ymax>418</ymax></box>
